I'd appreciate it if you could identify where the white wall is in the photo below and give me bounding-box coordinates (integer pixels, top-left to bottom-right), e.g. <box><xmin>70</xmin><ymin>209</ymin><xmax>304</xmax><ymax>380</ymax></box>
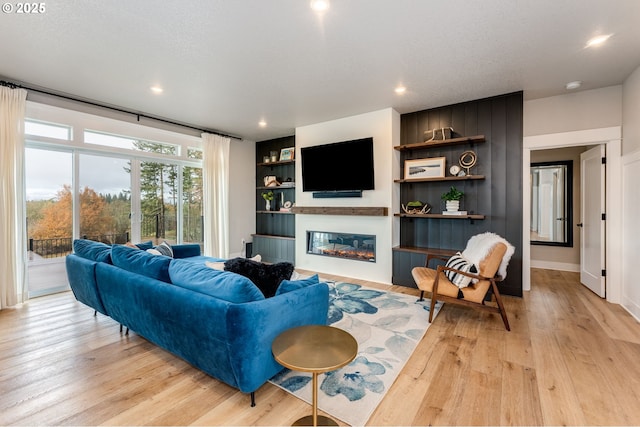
<box><xmin>623</xmin><ymin>66</ymin><xmax>640</xmax><ymax>155</ymax></box>
<box><xmin>295</xmin><ymin>108</ymin><xmax>400</xmax><ymax>284</ymax></box>
<box><xmin>622</xmin><ymin>151</ymin><xmax>640</xmax><ymax>320</ymax></box>
<box><xmin>523</xmin><ymin>86</ymin><xmax>625</xmax><ymax>301</ymax></box>
<box><xmin>524</xmin><ymin>86</ymin><xmax>622</xmax><ymax>137</ymax></box>
<box><xmin>622</xmin><ymin>64</ymin><xmax>640</xmax><ymax>320</ymax></box>
<box><xmin>228</xmin><ymin>140</ymin><xmax>256</xmax><ymax>257</ymax></box>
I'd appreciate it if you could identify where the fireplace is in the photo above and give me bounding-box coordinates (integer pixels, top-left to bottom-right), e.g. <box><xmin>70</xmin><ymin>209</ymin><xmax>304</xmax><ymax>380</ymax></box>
<box><xmin>306</xmin><ymin>231</ymin><xmax>376</xmax><ymax>262</ymax></box>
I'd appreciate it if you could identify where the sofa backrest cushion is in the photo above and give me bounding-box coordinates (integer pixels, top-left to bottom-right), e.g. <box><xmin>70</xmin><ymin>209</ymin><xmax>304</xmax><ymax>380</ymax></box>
<box><xmin>171</xmin><ymin>243</ymin><xmax>202</xmax><ymax>259</ymax></box>
<box><xmin>169</xmin><ymin>259</ymin><xmax>265</xmax><ymax>303</ymax></box>
<box><xmin>111</xmin><ymin>244</ymin><xmax>172</xmax><ymax>283</ymax></box>
<box><xmin>73</xmin><ymin>239</ymin><xmax>113</xmax><ymax>264</ymax></box>
<box><xmin>275</xmin><ymin>274</ymin><xmax>320</xmax><ymax>296</ymax></box>
<box><xmin>135</xmin><ymin>241</ymin><xmax>154</xmax><ymax>250</ymax></box>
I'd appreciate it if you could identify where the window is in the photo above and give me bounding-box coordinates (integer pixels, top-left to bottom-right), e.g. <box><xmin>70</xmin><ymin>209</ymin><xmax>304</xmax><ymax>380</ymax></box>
<box><xmin>25</xmin><ymin>120</ymin><xmax>71</xmax><ymax>140</ymax></box>
<box><xmin>25</xmin><ymin>147</ymin><xmax>73</xmax><ymax>297</ymax></box>
<box><xmin>79</xmin><ymin>154</ymin><xmax>132</xmax><ymax>244</ymax></box>
<box><xmin>24</xmin><ymin>103</ymin><xmax>203</xmax><ymax>297</ymax></box>
<box><xmin>139</xmin><ymin>160</ymin><xmax>178</xmax><ymax>243</ymax></box>
<box><xmin>183</xmin><ymin>164</ymin><xmax>203</xmax><ymax>244</ymax></box>
<box><xmin>85</xmin><ymin>130</ymin><xmax>179</xmax><ymax>156</ymax></box>
<box><xmin>25</xmin><ymin>148</ymin><xmax>73</xmax><ymax>258</ymax></box>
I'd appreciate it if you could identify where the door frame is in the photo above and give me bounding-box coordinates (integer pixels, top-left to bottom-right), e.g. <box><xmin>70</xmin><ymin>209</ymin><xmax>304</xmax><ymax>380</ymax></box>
<box><xmin>522</xmin><ymin>127</ymin><xmax>622</xmax><ymax>304</ymax></box>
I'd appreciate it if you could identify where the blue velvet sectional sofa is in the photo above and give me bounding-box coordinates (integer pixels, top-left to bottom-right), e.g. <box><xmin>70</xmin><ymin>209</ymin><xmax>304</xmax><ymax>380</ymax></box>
<box><xmin>65</xmin><ymin>239</ymin><xmax>329</xmax><ymax>406</ymax></box>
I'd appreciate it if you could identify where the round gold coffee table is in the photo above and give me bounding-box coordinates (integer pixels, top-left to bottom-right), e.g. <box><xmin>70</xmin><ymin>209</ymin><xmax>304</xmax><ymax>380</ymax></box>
<box><xmin>272</xmin><ymin>325</ymin><xmax>358</xmax><ymax>427</ymax></box>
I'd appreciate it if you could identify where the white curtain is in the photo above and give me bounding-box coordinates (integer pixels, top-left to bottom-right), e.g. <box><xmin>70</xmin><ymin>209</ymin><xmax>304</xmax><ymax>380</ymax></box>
<box><xmin>202</xmin><ymin>133</ymin><xmax>231</xmax><ymax>258</ymax></box>
<box><xmin>0</xmin><ymin>87</ymin><xmax>28</xmax><ymax>309</ymax></box>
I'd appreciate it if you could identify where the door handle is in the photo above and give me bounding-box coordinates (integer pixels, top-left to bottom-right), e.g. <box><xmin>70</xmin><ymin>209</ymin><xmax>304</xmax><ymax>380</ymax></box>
<box><xmin>577</xmin><ymin>223</ymin><xmax>583</xmax><ymax>227</ymax></box>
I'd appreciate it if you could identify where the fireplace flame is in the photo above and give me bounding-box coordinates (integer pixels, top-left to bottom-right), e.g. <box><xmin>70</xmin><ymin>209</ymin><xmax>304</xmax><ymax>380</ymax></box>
<box><xmin>307</xmin><ymin>231</ymin><xmax>376</xmax><ymax>262</ymax></box>
<box><xmin>320</xmin><ymin>248</ymin><xmax>375</xmax><ymax>261</ymax></box>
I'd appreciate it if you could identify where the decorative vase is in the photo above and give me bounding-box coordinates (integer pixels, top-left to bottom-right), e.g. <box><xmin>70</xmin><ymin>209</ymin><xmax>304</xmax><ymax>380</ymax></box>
<box><xmin>265</xmin><ymin>200</ymin><xmax>271</xmax><ymax>211</ymax></box>
<box><xmin>445</xmin><ymin>200</ymin><xmax>460</xmax><ymax>212</ymax></box>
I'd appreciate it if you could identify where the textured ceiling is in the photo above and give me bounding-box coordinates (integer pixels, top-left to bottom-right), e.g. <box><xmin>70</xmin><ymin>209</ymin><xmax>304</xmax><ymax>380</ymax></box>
<box><xmin>1</xmin><ymin>0</ymin><xmax>639</xmax><ymax>141</ymax></box>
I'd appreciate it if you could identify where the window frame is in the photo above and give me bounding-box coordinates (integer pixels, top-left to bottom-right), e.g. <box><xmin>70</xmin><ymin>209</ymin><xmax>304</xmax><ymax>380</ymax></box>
<box><xmin>25</xmin><ymin>102</ymin><xmax>203</xmax><ymax>245</ymax></box>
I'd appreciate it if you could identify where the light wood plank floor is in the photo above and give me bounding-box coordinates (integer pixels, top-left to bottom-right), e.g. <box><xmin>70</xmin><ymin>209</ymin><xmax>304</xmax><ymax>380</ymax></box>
<box><xmin>1</xmin><ymin>268</ymin><xmax>640</xmax><ymax>426</ymax></box>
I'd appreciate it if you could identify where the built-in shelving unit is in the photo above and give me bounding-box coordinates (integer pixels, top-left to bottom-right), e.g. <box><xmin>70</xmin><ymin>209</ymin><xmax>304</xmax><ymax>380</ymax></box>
<box><xmin>256</xmin><ymin>210</ymin><xmax>295</xmax><ymax>215</ymax></box>
<box><xmin>395</xmin><ymin>134</ymin><xmax>486</xmax><ymax>221</ymax></box>
<box><xmin>394</xmin><ymin>134</ymin><xmax>488</xmax><ymax>287</ymax></box>
<box><xmin>256</xmin><ymin>186</ymin><xmax>296</xmax><ymax>190</ymax></box>
<box><xmin>256</xmin><ymin>159</ymin><xmax>295</xmax><ymax>167</ymax></box>
<box><xmin>394</xmin><ymin>175</ymin><xmax>485</xmax><ymax>184</ymax></box>
<box><xmin>394</xmin><ymin>213</ymin><xmax>485</xmax><ymax>220</ymax></box>
<box><xmin>392</xmin><ymin>93</ymin><xmax>523</xmax><ymax>296</ymax></box>
<box><xmin>392</xmin><ymin>246</ymin><xmax>457</xmax><ymax>256</ymax></box>
<box><xmin>393</xmin><ymin>135</ymin><xmax>485</xmax><ymax>151</ymax></box>
<box><xmin>254</xmin><ymin>136</ymin><xmax>296</xmax><ymax>264</ymax></box>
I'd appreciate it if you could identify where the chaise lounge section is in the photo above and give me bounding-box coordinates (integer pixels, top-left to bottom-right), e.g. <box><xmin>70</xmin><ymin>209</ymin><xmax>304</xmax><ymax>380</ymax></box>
<box><xmin>66</xmin><ymin>239</ymin><xmax>330</xmax><ymax>405</ymax></box>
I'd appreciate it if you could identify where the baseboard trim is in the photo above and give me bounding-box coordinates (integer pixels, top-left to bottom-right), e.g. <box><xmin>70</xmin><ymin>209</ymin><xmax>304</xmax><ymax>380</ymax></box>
<box><xmin>530</xmin><ymin>260</ymin><xmax>580</xmax><ymax>272</ymax></box>
<box><xmin>622</xmin><ymin>296</ymin><xmax>640</xmax><ymax>323</ymax></box>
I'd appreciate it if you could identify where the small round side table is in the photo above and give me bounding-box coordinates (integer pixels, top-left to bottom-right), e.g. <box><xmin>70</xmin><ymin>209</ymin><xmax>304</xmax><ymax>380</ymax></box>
<box><xmin>272</xmin><ymin>325</ymin><xmax>358</xmax><ymax>427</ymax></box>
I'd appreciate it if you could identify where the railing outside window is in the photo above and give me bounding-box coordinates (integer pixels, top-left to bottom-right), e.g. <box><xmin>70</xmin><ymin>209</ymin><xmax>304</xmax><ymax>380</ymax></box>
<box><xmin>28</xmin><ymin>232</ymin><xmax>130</xmax><ymax>259</ymax></box>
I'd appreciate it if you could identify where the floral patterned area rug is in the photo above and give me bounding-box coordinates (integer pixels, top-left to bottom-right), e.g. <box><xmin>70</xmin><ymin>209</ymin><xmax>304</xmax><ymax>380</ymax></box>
<box><xmin>269</xmin><ymin>282</ymin><xmax>442</xmax><ymax>426</ymax></box>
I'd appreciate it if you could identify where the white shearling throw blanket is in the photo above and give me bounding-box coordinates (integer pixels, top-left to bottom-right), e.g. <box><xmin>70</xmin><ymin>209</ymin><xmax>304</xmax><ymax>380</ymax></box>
<box><xmin>462</xmin><ymin>232</ymin><xmax>515</xmax><ymax>279</ymax></box>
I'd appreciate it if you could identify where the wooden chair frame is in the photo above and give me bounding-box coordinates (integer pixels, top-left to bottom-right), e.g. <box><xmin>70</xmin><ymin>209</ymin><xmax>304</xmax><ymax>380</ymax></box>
<box><xmin>417</xmin><ymin>253</ymin><xmax>510</xmax><ymax>331</ymax></box>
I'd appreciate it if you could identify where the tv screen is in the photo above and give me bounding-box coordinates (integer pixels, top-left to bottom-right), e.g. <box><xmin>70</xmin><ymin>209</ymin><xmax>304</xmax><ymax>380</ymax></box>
<box><xmin>301</xmin><ymin>137</ymin><xmax>375</xmax><ymax>192</ymax></box>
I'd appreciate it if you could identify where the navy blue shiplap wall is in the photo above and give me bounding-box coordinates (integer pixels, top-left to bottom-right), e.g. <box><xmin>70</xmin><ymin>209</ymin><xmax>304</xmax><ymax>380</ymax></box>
<box><xmin>397</xmin><ymin>92</ymin><xmax>523</xmax><ymax>296</ymax></box>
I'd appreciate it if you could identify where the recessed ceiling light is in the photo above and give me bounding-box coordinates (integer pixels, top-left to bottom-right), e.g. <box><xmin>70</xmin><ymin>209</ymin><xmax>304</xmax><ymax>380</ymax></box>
<box><xmin>150</xmin><ymin>85</ymin><xmax>164</xmax><ymax>94</ymax></box>
<box><xmin>586</xmin><ymin>34</ymin><xmax>612</xmax><ymax>48</ymax></box>
<box><xmin>258</xmin><ymin>120</ymin><xmax>267</xmax><ymax>127</ymax></box>
<box><xmin>395</xmin><ymin>86</ymin><xmax>407</xmax><ymax>94</ymax></box>
<box><xmin>566</xmin><ymin>80</ymin><xmax>582</xmax><ymax>90</ymax></box>
<box><xmin>310</xmin><ymin>0</ymin><xmax>329</xmax><ymax>12</ymax></box>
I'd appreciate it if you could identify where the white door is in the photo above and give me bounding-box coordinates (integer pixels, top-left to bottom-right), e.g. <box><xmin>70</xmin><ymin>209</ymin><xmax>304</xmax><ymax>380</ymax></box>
<box><xmin>580</xmin><ymin>145</ymin><xmax>606</xmax><ymax>297</ymax></box>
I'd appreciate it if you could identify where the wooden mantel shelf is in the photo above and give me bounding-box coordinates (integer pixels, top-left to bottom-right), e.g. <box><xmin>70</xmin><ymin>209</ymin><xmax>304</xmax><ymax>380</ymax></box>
<box><xmin>291</xmin><ymin>206</ymin><xmax>388</xmax><ymax>216</ymax></box>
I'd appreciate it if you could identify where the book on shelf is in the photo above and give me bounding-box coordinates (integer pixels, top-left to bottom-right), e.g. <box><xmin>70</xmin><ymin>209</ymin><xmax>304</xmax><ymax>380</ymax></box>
<box><xmin>442</xmin><ymin>210</ymin><xmax>468</xmax><ymax>215</ymax></box>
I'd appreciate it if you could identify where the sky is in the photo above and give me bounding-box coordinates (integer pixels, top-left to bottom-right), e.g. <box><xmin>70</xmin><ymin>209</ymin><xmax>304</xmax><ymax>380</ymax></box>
<box><xmin>26</xmin><ymin>148</ymin><xmax>131</xmax><ymax>200</ymax></box>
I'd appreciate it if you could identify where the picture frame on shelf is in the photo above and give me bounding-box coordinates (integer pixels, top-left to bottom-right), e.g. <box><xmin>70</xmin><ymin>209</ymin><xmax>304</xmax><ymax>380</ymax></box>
<box><xmin>404</xmin><ymin>157</ymin><xmax>446</xmax><ymax>180</ymax></box>
<box><xmin>279</xmin><ymin>147</ymin><xmax>295</xmax><ymax>161</ymax></box>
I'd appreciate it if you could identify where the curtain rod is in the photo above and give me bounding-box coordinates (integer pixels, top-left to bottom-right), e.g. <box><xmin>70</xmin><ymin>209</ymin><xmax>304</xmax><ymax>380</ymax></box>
<box><xmin>0</xmin><ymin>79</ymin><xmax>243</xmax><ymax>140</ymax></box>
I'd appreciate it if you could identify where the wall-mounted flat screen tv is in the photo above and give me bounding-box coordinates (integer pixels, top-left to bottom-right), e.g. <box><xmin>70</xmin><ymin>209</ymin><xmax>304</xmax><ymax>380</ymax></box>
<box><xmin>301</xmin><ymin>137</ymin><xmax>375</xmax><ymax>193</ymax></box>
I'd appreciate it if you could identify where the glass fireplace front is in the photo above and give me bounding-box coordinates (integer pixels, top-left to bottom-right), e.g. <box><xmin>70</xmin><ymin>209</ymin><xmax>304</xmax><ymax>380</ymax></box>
<box><xmin>306</xmin><ymin>231</ymin><xmax>375</xmax><ymax>262</ymax></box>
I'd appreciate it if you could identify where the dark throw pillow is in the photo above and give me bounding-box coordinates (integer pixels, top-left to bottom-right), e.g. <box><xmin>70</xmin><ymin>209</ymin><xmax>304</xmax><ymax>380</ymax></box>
<box><xmin>223</xmin><ymin>258</ymin><xmax>294</xmax><ymax>298</ymax></box>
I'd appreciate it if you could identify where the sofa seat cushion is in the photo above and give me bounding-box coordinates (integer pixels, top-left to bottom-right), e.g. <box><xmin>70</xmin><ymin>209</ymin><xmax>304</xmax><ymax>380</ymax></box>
<box><xmin>223</xmin><ymin>258</ymin><xmax>294</xmax><ymax>298</ymax></box>
<box><xmin>111</xmin><ymin>244</ymin><xmax>172</xmax><ymax>283</ymax></box>
<box><xmin>169</xmin><ymin>259</ymin><xmax>265</xmax><ymax>303</ymax></box>
<box><xmin>73</xmin><ymin>239</ymin><xmax>112</xmax><ymax>264</ymax></box>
